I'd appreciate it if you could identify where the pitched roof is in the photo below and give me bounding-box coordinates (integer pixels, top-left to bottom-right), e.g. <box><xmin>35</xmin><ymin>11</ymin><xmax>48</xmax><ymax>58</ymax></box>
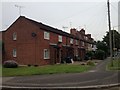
<box><xmin>22</xmin><ymin>16</ymin><xmax>77</xmax><ymax>39</ymax></box>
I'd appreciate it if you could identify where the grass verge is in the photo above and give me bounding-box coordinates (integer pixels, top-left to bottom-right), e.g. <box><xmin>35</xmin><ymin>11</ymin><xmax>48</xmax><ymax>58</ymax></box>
<box><xmin>107</xmin><ymin>58</ymin><xmax>120</xmax><ymax>70</ymax></box>
<box><xmin>0</xmin><ymin>65</ymin><xmax>2</xmax><ymax>76</ymax></box>
<box><xmin>2</xmin><ymin>64</ymin><xmax>93</xmax><ymax>77</ymax></box>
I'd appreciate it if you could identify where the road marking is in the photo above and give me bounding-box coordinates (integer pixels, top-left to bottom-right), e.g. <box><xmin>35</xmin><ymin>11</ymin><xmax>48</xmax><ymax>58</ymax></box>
<box><xmin>1</xmin><ymin>83</ymin><xmax>120</xmax><ymax>89</ymax></box>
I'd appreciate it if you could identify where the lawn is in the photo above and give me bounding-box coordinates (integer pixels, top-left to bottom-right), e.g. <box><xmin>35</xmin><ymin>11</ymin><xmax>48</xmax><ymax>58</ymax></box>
<box><xmin>107</xmin><ymin>58</ymin><xmax>120</xmax><ymax>70</ymax></box>
<box><xmin>0</xmin><ymin>65</ymin><xmax>2</xmax><ymax>76</ymax></box>
<box><xmin>2</xmin><ymin>64</ymin><xmax>93</xmax><ymax>77</ymax></box>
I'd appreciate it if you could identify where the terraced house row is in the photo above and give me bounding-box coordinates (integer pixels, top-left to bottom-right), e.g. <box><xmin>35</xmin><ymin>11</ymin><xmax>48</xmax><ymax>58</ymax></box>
<box><xmin>2</xmin><ymin>16</ymin><xmax>95</xmax><ymax>65</ymax></box>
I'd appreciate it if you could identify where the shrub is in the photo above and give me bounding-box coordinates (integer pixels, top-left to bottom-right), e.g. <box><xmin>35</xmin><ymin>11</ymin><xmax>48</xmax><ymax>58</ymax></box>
<box><xmin>74</xmin><ymin>56</ymin><xmax>81</xmax><ymax>61</ymax></box>
<box><xmin>87</xmin><ymin>51</ymin><xmax>94</xmax><ymax>57</ymax></box>
<box><xmin>28</xmin><ymin>64</ymin><xmax>31</xmax><ymax>67</ymax></box>
<box><xmin>86</xmin><ymin>60</ymin><xmax>95</xmax><ymax>66</ymax></box>
<box><xmin>84</xmin><ymin>55</ymin><xmax>89</xmax><ymax>60</ymax></box>
<box><xmin>3</xmin><ymin>60</ymin><xmax>18</xmax><ymax>68</ymax></box>
<box><xmin>34</xmin><ymin>65</ymin><xmax>38</xmax><ymax>67</ymax></box>
<box><xmin>81</xmin><ymin>62</ymin><xmax>86</xmax><ymax>65</ymax></box>
<box><xmin>85</xmin><ymin>51</ymin><xmax>94</xmax><ymax>60</ymax></box>
<box><xmin>95</xmin><ymin>50</ymin><xmax>105</xmax><ymax>60</ymax></box>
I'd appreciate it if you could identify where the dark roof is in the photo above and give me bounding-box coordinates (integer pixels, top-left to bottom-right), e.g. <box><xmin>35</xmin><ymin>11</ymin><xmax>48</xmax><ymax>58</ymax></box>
<box><xmin>22</xmin><ymin>16</ymin><xmax>78</xmax><ymax>39</ymax></box>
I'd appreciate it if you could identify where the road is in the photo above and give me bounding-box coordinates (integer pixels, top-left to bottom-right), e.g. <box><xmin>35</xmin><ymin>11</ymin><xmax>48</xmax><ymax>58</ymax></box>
<box><xmin>2</xmin><ymin>58</ymin><xmax>120</xmax><ymax>90</ymax></box>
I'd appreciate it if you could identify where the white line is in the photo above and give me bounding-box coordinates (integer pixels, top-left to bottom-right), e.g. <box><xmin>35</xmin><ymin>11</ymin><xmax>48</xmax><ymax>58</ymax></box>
<box><xmin>1</xmin><ymin>83</ymin><xmax>120</xmax><ymax>89</ymax></box>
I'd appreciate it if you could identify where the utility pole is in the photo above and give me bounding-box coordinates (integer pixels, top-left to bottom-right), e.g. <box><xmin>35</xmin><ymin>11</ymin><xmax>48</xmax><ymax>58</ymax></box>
<box><xmin>107</xmin><ymin>0</ymin><xmax>113</xmax><ymax>66</ymax></box>
<box><xmin>113</xmin><ymin>27</ymin><xmax>115</xmax><ymax>58</ymax></box>
<box><xmin>15</xmin><ymin>5</ymin><xmax>24</xmax><ymax>16</ymax></box>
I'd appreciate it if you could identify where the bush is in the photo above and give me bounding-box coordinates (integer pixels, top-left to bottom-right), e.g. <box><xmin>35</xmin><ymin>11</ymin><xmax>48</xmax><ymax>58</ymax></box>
<box><xmin>34</xmin><ymin>65</ymin><xmax>38</xmax><ymax>67</ymax></box>
<box><xmin>3</xmin><ymin>60</ymin><xmax>18</xmax><ymax>68</ymax></box>
<box><xmin>81</xmin><ymin>62</ymin><xmax>86</xmax><ymax>65</ymax></box>
<box><xmin>86</xmin><ymin>60</ymin><xmax>95</xmax><ymax>66</ymax></box>
<box><xmin>95</xmin><ymin>50</ymin><xmax>105</xmax><ymax>60</ymax></box>
<box><xmin>84</xmin><ymin>55</ymin><xmax>89</xmax><ymax>60</ymax></box>
<box><xmin>74</xmin><ymin>56</ymin><xmax>81</xmax><ymax>61</ymax></box>
<box><xmin>28</xmin><ymin>64</ymin><xmax>31</xmax><ymax>67</ymax></box>
<box><xmin>85</xmin><ymin>51</ymin><xmax>94</xmax><ymax>60</ymax></box>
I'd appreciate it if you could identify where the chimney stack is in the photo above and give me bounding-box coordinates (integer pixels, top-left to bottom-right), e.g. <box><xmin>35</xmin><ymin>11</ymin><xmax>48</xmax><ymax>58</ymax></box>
<box><xmin>70</xmin><ymin>28</ymin><xmax>77</xmax><ymax>35</ymax></box>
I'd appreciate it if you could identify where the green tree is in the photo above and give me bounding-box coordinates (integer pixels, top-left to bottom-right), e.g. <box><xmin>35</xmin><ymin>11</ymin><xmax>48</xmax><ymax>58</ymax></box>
<box><xmin>96</xmin><ymin>41</ymin><xmax>109</xmax><ymax>57</ymax></box>
<box><xmin>96</xmin><ymin>41</ymin><xmax>108</xmax><ymax>52</ymax></box>
<box><xmin>86</xmin><ymin>51</ymin><xmax>94</xmax><ymax>60</ymax></box>
<box><xmin>103</xmin><ymin>30</ymin><xmax>120</xmax><ymax>50</ymax></box>
<box><xmin>95</xmin><ymin>50</ymin><xmax>105</xmax><ymax>60</ymax></box>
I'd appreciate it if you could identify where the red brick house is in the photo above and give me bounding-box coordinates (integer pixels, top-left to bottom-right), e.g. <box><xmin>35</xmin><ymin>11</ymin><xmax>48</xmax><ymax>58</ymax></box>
<box><xmin>70</xmin><ymin>28</ymin><xmax>94</xmax><ymax>59</ymax></box>
<box><xmin>2</xmin><ymin>16</ymin><xmax>94</xmax><ymax>66</ymax></box>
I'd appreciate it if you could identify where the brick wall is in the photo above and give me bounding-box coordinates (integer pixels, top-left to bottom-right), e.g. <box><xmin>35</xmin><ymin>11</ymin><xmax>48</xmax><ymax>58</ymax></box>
<box><xmin>3</xmin><ymin>17</ymin><xmax>51</xmax><ymax>65</ymax></box>
<box><xmin>3</xmin><ymin>16</ymin><xmax>94</xmax><ymax>66</ymax></box>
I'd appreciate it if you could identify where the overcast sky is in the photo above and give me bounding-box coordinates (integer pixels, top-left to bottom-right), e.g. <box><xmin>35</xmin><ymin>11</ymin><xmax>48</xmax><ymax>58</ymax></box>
<box><xmin>0</xmin><ymin>0</ymin><xmax>119</xmax><ymax>41</ymax></box>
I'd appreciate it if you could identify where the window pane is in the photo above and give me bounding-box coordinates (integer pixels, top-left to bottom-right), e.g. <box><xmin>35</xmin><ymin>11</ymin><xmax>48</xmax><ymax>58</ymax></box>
<box><xmin>44</xmin><ymin>49</ymin><xmax>50</xmax><ymax>59</ymax></box>
<box><xmin>58</xmin><ymin>35</ymin><xmax>62</xmax><ymax>42</ymax></box>
<box><xmin>13</xmin><ymin>49</ymin><xmax>17</xmax><ymax>57</ymax></box>
<box><xmin>70</xmin><ymin>38</ymin><xmax>73</xmax><ymax>44</ymax></box>
<box><xmin>44</xmin><ymin>32</ymin><xmax>49</xmax><ymax>40</ymax></box>
<box><xmin>76</xmin><ymin>40</ymin><xmax>78</xmax><ymax>45</ymax></box>
<box><xmin>13</xmin><ymin>32</ymin><xmax>17</xmax><ymax>40</ymax></box>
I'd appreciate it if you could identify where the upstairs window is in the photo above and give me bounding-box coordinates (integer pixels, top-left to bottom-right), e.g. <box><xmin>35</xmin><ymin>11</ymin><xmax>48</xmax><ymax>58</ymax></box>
<box><xmin>44</xmin><ymin>49</ymin><xmax>50</xmax><ymax>59</ymax></box>
<box><xmin>44</xmin><ymin>31</ymin><xmax>50</xmax><ymax>40</ymax></box>
<box><xmin>70</xmin><ymin>38</ymin><xmax>73</xmax><ymax>44</ymax></box>
<box><xmin>86</xmin><ymin>37</ymin><xmax>88</xmax><ymax>40</ymax></box>
<box><xmin>76</xmin><ymin>40</ymin><xmax>78</xmax><ymax>45</ymax></box>
<box><xmin>13</xmin><ymin>32</ymin><xmax>17</xmax><ymax>40</ymax></box>
<box><xmin>82</xmin><ymin>41</ymin><xmax>85</xmax><ymax>46</ymax></box>
<box><xmin>58</xmin><ymin>35</ymin><xmax>62</xmax><ymax>42</ymax></box>
<box><xmin>13</xmin><ymin>49</ymin><xmax>17</xmax><ymax>57</ymax></box>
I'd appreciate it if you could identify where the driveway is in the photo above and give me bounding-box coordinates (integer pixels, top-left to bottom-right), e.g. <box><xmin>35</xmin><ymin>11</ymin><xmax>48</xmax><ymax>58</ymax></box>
<box><xmin>2</xmin><ymin>58</ymin><xmax>120</xmax><ymax>89</ymax></box>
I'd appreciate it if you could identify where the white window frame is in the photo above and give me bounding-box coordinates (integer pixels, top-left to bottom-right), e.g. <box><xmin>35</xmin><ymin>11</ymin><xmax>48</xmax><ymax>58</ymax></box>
<box><xmin>58</xmin><ymin>35</ymin><xmax>62</xmax><ymax>42</ymax></box>
<box><xmin>70</xmin><ymin>38</ymin><xmax>73</xmax><ymax>44</ymax></box>
<box><xmin>82</xmin><ymin>41</ymin><xmax>85</xmax><ymax>46</ymax></box>
<box><xmin>13</xmin><ymin>32</ymin><xmax>17</xmax><ymax>40</ymax></box>
<box><xmin>86</xmin><ymin>37</ymin><xmax>88</xmax><ymax>40</ymax></box>
<box><xmin>13</xmin><ymin>49</ymin><xmax>17</xmax><ymax>57</ymax></box>
<box><xmin>76</xmin><ymin>40</ymin><xmax>78</xmax><ymax>45</ymax></box>
<box><xmin>44</xmin><ymin>49</ymin><xmax>50</xmax><ymax>59</ymax></box>
<box><xmin>75</xmin><ymin>49</ymin><xmax>78</xmax><ymax>56</ymax></box>
<box><xmin>44</xmin><ymin>31</ymin><xmax>50</xmax><ymax>40</ymax></box>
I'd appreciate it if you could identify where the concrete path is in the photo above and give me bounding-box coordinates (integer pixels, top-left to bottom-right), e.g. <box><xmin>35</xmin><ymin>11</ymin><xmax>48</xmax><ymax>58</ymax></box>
<box><xmin>2</xmin><ymin>58</ymin><xmax>120</xmax><ymax>89</ymax></box>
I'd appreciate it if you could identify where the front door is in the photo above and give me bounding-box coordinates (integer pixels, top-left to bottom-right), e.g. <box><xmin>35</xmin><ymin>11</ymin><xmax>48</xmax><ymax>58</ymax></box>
<box><xmin>50</xmin><ymin>46</ymin><xmax>61</xmax><ymax>64</ymax></box>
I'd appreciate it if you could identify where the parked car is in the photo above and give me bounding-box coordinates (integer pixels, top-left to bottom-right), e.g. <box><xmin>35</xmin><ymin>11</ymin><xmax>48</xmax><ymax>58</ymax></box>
<box><xmin>65</xmin><ymin>57</ymin><xmax>72</xmax><ymax>63</ymax></box>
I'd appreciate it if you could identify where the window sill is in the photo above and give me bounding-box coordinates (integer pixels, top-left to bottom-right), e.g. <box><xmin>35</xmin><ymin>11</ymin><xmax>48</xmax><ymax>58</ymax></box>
<box><xmin>44</xmin><ymin>58</ymin><xmax>50</xmax><ymax>60</ymax></box>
